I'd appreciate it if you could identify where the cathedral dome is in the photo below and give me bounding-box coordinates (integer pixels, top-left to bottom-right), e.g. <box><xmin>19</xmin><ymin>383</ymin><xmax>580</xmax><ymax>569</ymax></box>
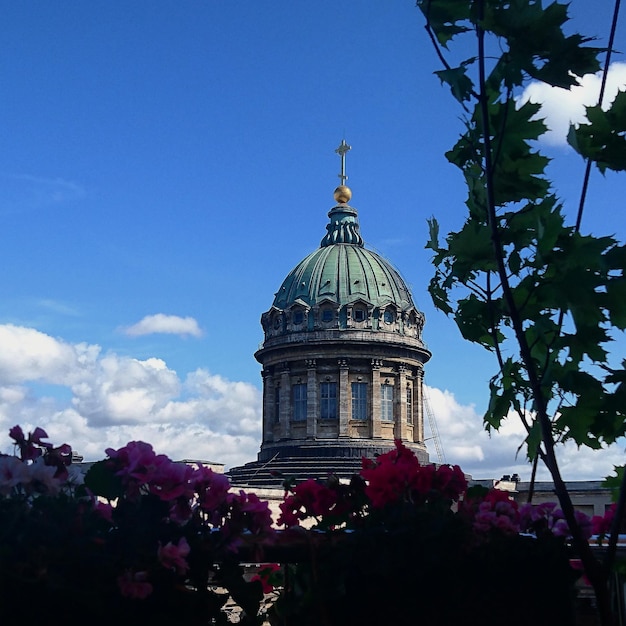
<box><xmin>273</xmin><ymin>205</ymin><xmax>415</xmax><ymax>313</ymax></box>
<box><xmin>260</xmin><ymin>193</ymin><xmax>425</xmax><ymax>341</ymax></box>
<box><xmin>228</xmin><ymin>141</ymin><xmax>431</xmax><ymax>487</ymax></box>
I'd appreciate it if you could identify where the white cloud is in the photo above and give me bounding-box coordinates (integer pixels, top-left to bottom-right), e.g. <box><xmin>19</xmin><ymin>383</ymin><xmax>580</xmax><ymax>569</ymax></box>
<box><xmin>124</xmin><ymin>314</ymin><xmax>203</xmax><ymax>338</ymax></box>
<box><xmin>0</xmin><ymin>323</ymin><xmax>620</xmax><ymax>480</ymax></box>
<box><xmin>0</xmin><ymin>324</ymin><xmax>260</xmax><ymax>469</ymax></box>
<box><xmin>426</xmin><ymin>385</ymin><xmax>625</xmax><ymax>482</ymax></box>
<box><xmin>518</xmin><ymin>62</ymin><xmax>626</xmax><ymax>146</ymax></box>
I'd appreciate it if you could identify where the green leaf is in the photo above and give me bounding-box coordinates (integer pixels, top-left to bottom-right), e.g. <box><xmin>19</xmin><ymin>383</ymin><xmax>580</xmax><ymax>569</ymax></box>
<box><xmin>428</xmin><ymin>275</ymin><xmax>454</xmax><ymax>315</ymax></box>
<box><xmin>425</xmin><ymin>217</ymin><xmax>441</xmax><ymax>252</ymax></box>
<box><xmin>417</xmin><ymin>0</ymin><xmax>472</xmax><ymax>48</ymax></box>
<box><xmin>84</xmin><ymin>460</ymin><xmax>124</xmax><ymax>500</ymax></box>
<box><xmin>447</xmin><ymin>220</ymin><xmax>497</xmax><ymax>279</ymax></box>
<box><xmin>602</xmin><ymin>466</ymin><xmax>625</xmax><ymax>503</ymax></box>
<box><xmin>435</xmin><ymin>64</ymin><xmax>474</xmax><ymax>103</ymax></box>
<box><xmin>454</xmin><ymin>294</ymin><xmax>502</xmax><ymax>347</ymax></box>
<box><xmin>569</xmin><ymin>91</ymin><xmax>626</xmax><ymax>173</ymax></box>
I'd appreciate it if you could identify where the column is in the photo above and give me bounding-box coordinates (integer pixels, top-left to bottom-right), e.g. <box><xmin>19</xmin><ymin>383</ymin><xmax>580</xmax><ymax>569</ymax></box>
<box><xmin>306</xmin><ymin>359</ymin><xmax>318</xmax><ymax>439</ymax></box>
<box><xmin>280</xmin><ymin>362</ymin><xmax>291</xmax><ymax>439</ymax></box>
<box><xmin>261</xmin><ymin>369</ymin><xmax>272</xmax><ymax>443</ymax></box>
<box><xmin>338</xmin><ymin>359</ymin><xmax>349</xmax><ymax>437</ymax></box>
<box><xmin>371</xmin><ymin>359</ymin><xmax>382</xmax><ymax>438</ymax></box>
<box><xmin>396</xmin><ymin>363</ymin><xmax>407</xmax><ymax>440</ymax></box>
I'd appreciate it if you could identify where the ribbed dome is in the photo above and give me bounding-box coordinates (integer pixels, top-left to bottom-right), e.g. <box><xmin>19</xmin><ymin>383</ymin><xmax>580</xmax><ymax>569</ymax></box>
<box><xmin>273</xmin><ymin>243</ymin><xmax>415</xmax><ymax>310</ymax></box>
<box><xmin>273</xmin><ymin>200</ymin><xmax>415</xmax><ymax>311</ymax></box>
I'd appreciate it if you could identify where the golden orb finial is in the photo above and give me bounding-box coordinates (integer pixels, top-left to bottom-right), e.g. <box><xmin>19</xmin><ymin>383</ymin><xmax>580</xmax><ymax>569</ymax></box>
<box><xmin>334</xmin><ymin>185</ymin><xmax>352</xmax><ymax>204</ymax></box>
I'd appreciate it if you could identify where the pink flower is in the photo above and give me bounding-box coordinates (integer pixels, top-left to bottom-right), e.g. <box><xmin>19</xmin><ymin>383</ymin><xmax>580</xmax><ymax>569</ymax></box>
<box><xmin>9</xmin><ymin>425</ymin><xmax>50</xmax><ymax>461</ymax></box>
<box><xmin>360</xmin><ymin>440</ymin><xmax>460</xmax><ymax>508</ymax></box>
<box><xmin>105</xmin><ymin>441</ymin><xmax>181</xmax><ymax>500</ymax></box>
<box><xmin>277</xmin><ymin>495</ymin><xmax>302</xmax><ymax>527</ymax></box>
<box><xmin>519</xmin><ymin>502</ymin><xmax>592</xmax><ymax>540</ymax></box>
<box><xmin>361</xmin><ymin>441</ymin><xmax>421</xmax><ymax>508</ymax></box>
<box><xmin>148</xmin><ymin>458</ymin><xmax>194</xmax><ymax>502</ymax></box>
<box><xmin>432</xmin><ymin>464</ymin><xmax>467</xmax><ymax>501</ymax></box>
<box><xmin>464</xmin><ymin>489</ymin><xmax>520</xmax><ymax>536</ymax></box>
<box><xmin>592</xmin><ymin>503</ymin><xmax>616</xmax><ymax>539</ymax></box>
<box><xmin>117</xmin><ymin>570</ymin><xmax>153</xmax><ymax>599</ymax></box>
<box><xmin>158</xmin><ymin>537</ymin><xmax>191</xmax><ymax>574</ymax></box>
<box><xmin>277</xmin><ymin>479</ymin><xmax>343</xmax><ymax>526</ymax></box>
<box><xmin>192</xmin><ymin>465</ymin><xmax>231</xmax><ymax>513</ymax></box>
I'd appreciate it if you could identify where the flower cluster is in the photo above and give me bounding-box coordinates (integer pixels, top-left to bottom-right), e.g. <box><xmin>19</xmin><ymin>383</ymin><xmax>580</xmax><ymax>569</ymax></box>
<box><xmin>100</xmin><ymin>439</ymin><xmax>273</xmax><ymax>546</ymax></box>
<box><xmin>279</xmin><ymin>440</ymin><xmax>467</xmax><ymax>529</ymax></box>
<box><xmin>361</xmin><ymin>439</ymin><xmax>467</xmax><ymax>508</ymax></box>
<box><xmin>0</xmin><ymin>425</ymin><xmax>74</xmax><ymax>496</ymax></box>
<box><xmin>0</xmin><ymin>426</ymin><xmax>275</xmax><ymax>625</ymax></box>
<box><xmin>461</xmin><ymin>488</ymin><xmax>521</xmax><ymax>536</ymax></box>
<box><xmin>278</xmin><ymin>439</ymin><xmax>594</xmax><ymax>549</ymax></box>
<box><xmin>1</xmin><ymin>426</ymin><xmax>605</xmax><ymax>626</ymax></box>
<box><xmin>591</xmin><ymin>503</ymin><xmax>617</xmax><ymax>542</ymax></box>
<box><xmin>278</xmin><ymin>475</ymin><xmax>364</xmax><ymax>528</ymax></box>
<box><xmin>520</xmin><ymin>501</ymin><xmax>592</xmax><ymax>540</ymax></box>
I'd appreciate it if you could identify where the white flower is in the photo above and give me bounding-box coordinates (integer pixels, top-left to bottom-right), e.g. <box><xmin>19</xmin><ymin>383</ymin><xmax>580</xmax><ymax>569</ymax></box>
<box><xmin>0</xmin><ymin>455</ymin><xmax>29</xmax><ymax>495</ymax></box>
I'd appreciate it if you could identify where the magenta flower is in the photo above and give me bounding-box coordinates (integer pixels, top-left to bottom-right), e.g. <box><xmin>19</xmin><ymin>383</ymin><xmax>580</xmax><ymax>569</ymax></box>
<box><xmin>192</xmin><ymin>464</ymin><xmax>231</xmax><ymax>513</ymax></box>
<box><xmin>148</xmin><ymin>457</ymin><xmax>194</xmax><ymax>502</ymax></box>
<box><xmin>158</xmin><ymin>537</ymin><xmax>191</xmax><ymax>574</ymax></box>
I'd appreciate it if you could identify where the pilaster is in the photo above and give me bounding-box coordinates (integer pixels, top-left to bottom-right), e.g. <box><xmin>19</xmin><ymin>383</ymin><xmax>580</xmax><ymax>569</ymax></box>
<box><xmin>280</xmin><ymin>362</ymin><xmax>291</xmax><ymax>439</ymax></box>
<box><xmin>396</xmin><ymin>363</ymin><xmax>408</xmax><ymax>440</ymax></box>
<box><xmin>371</xmin><ymin>359</ymin><xmax>382</xmax><ymax>438</ymax></box>
<box><xmin>261</xmin><ymin>369</ymin><xmax>273</xmax><ymax>443</ymax></box>
<box><xmin>306</xmin><ymin>359</ymin><xmax>318</xmax><ymax>438</ymax></box>
<box><xmin>338</xmin><ymin>358</ymin><xmax>349</xmax><ymax>437</ymax></box>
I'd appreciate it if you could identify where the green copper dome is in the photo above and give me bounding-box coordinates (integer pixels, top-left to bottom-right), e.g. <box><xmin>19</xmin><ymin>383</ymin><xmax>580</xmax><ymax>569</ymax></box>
<box><xmin>267</xmin><ymin>197</ymin><xmax>423</xmax><ymax>337</ymax></box>
<box><xmin>273</xmin><ymin>222</ymin><xmax>415</xmax><ymax>311</ymax></box>
<box><xmin>260</xmin><ymin>143</ymin><xmax>425</xmax><ymax>341</ymax></box>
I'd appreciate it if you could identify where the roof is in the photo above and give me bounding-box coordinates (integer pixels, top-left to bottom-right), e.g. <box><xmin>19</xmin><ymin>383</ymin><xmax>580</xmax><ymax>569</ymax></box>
<box><xmin>272</xmin><ymin>200</ymin><xmax>417</xmax><ymax>312</ymax></box>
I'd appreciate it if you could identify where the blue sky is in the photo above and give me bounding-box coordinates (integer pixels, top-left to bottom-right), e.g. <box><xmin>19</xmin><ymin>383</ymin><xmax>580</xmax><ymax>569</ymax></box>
<box><xmin>0</xmin><ymin>1</ymin><xmax>625</xmax><ymax>480</ymax></box>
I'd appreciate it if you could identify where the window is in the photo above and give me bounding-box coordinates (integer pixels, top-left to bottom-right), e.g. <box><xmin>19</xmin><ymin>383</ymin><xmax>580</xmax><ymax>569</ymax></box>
<box><xmin>353</xmin><ymin>308</ymin><xmax>366</xmax><ymax>322</ymax></box>
<box><xmin>384</xmin><ymin>309</ymin><xmax>395</xmax><ymax>324</ymax></box>
<box><xmin>406</xmin><ymin>386</ymin><xmax>413</xmax><ymax>424</ymax></box>
<box><xmin>351</xmin><ymin>382</ymin><xmax>368</xmax><ymax>420</ymax></box>
<box><xmin>293</xmin><ymin>310</ymin><xmax>304</xmax><ymax>325</ymax></box>
<box><xmin>274</xmin><ymin>387</ymin><xmax>280</xmax><ymax>423</ymax></box>
<box><xmin>320</xmin><ymin>382</ymin><xmax>337</xmax><ymax>419</ymax></box>
<box><xmin>322</xmin><ymin>309</ymin><xmax>334</xmax><ymax>322</ymax></box>
<box><xmin>293</xmin><ymin>383</ymin><xmax>307</xmax><ymax>421</ymax></box>
<box><xmin>381</xmin><ymin>384</ymin><xmax>394</xmax><ymax>421</ymax></box>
